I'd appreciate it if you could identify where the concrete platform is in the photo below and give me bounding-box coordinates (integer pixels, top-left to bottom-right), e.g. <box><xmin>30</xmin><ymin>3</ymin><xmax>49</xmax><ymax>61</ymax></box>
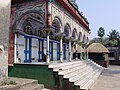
<box><xmin>91</xmin><ymin>65</ymin><xmax>120</xmax><ymax>90</ymax></box>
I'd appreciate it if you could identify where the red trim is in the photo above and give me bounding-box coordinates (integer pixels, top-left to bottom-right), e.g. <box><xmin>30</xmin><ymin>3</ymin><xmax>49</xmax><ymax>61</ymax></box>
<box><xmin>57</xmin><ymin>0</ymin><xmax>90</xmax><ymax>31</ymax></box>
<box><xmin>12</xmin><ymin>0</ymin><xmax>45</xmax><ymax>3</ymax></box>
<box><xmin>46</xmin><ymin>0</ymin><xmax>48</xmax><ymax>24</ymax></box>
<box><xmin>52</xmin><ymin>3</ymin><xmax>89</xmax><ymax>33</ymax></box>
<box><xmin>50</xmin><ymin>2</ymin><xmax>53</xmax><ymax>26</ymax></box>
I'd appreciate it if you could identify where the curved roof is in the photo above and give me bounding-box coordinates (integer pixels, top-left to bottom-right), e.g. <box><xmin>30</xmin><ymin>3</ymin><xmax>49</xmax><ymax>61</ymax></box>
<box><xmin>87</xmin><ymin>43</ymin><xmax>109</xmax><ymax>53</ymax></box>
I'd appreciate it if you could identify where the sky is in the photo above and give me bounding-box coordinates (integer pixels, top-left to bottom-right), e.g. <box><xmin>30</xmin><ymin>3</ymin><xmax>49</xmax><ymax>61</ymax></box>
<box><xmin>76</xmin><ymin>0</ymin><xmax>120</xmax><ymax>39</ymax></box>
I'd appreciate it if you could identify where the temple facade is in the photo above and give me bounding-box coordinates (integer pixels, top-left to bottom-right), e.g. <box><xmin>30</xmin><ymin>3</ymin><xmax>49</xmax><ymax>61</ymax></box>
<box><xmin>8</xmin><ymin>0</ymin><xmax>90</xmax><ymax>65</ymax></box>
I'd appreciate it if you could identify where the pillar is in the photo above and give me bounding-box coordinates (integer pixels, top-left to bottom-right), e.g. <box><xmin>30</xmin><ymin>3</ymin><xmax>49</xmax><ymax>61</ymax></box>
<box><xmin>69</xmin><ymin>40</ymin><xmax>72</xmax><ymax>61</ymax></box>
<box><xmin>86</xmin><ymin>49</ymin><xmax>89</xmax><ymax>60</ymax></box>
<box><xmin>75</xmin><ymin>44</ymin><xmax>78</xmax><ymax>60</ymax></box>
<box><xmin>60</xmin><ymin>37</ymin><xmax>63</xmax><ymax>62</ymax></box>
<box><xmin>80</xmin><ymin>45</ymin><xmax>82</xmax><ymax>60</ymax></box>
<box><xmin>84</xmin><ymin>45</ymin><xmax>87</xmax><ymax>60</ymax></box>
<box><xmin>46</xmin><ymin>32</ymin><xmax>50</xmax><ymax>64</ymax></box>
<box><xmin>14</xmin><ymin>34</ymin><xmax>18</xmax><ymax>63</ymax></box>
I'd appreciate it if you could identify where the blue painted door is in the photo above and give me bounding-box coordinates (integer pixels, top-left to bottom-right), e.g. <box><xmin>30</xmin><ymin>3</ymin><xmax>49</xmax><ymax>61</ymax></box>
<box><xmin>49</xmin><ymin>41</ymin><xmax>53</xmax><ymax>61</ymax></box>
<box><xmin>38</xmin><ymin>39</ymin><xmax>43</xmax><ymax>62</ymax></box>
<box><xmin>24</xmin><ymin>37</ymin><xmax>32</xmax><ymax>62</ymax></box>
<box><xmin>63</xmin><ymin>44</ymin><xmax>66</xmax><ymax>60</ymax></box>
<box><xmin>57</xmin><ymin>43</ymin><xmax>60</xmax><ymax>60</ymax></box>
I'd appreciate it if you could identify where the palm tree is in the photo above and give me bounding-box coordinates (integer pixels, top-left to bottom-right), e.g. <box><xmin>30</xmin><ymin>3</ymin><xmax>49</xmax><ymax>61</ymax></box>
<box><xmin>107</xmin><ymin>29</ymin><xmax>119</xmax><ymax>40</ymax></box>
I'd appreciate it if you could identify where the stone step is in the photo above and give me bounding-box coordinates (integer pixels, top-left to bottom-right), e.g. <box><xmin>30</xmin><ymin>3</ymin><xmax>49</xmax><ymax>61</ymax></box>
<box><xmin>49</xmin><ymin>60</ymin><xmax>103</xmax><ymax>90</ymax></box>
<box><xmin>0</xmin><ymin>78</ymin><xmax>48</xmax><ymax>90</ymax></box>
<box><xmin>79</xmin><ymin>67</ymin><xmax>102</xmax><ymax>90</ymax></box>
<box><xmin>49</xmin><ymin>61</ymin><xmax>82</xmax><ymax>69</ymax></box>
<box><xmin>75</xmin><ymin>69</ymin><xmax>96</xmax><ymax>87</ymax></box>
<box><xmin>67</xmin><ymin>63</ymin><xmax>94</xmax><ymax>79</ymax></box>
<box><xmin>74</xmin><ymin>66</ymin><xmax>97</xmax><ymax>85</ymax></box>
<box><xmin>0</xmin><ymin>84</ymin><xmax>20</xmax><ymax>90</ymax></box>
<box><xmin>80</xmin><ymin>68</ymin><xmax>101</xmax><ymax>90</ymax></box>
<box><xmin>54</xmin><ymin>61</ymin><xmax>84</xmax><ymax>72</ymax></box>
<box><xmin>19</xmin><ymin>79</ymin><xmax>38</xmax><ymax>90</ymax></box>
<box><xmin>69</xmin><ymin>64</ymin><xmax>97</xmax><ymax>82</ymax></box>
<box><xmin>59</xmin><ymin>63</ymin><xmax>87</xmax><ymax>76</ymax></box>
<box><xmin>33</xmin><ymin>84</ymin><xmax>44</xmax><ymax>90</ymax></box>
<box><xmin>62</xmin><ymin>61</ymin><xmax>93</xmax><ymax>76</ymax></box>
<box><xmin>41</xmin><ymin>88</ymin><xmax>50</xmax><ymax>90</ymax></box>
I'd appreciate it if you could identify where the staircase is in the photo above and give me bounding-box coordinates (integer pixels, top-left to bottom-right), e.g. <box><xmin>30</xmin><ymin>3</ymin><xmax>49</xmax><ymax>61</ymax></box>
<box><xmin>0</xmin><ymin>77</ymin><xmax>50</xmax><ymax>90</ymax></box>
<box><xmin>49</xmin><ymin>60</ymin><xmax>103</xmax><ymax>90</ymax></box>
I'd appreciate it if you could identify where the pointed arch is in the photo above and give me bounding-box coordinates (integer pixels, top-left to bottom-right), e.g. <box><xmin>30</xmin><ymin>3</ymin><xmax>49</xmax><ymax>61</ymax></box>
<box><xmin>86</xmin><ymin>37</ymin><xmax>89</xmax><ymax>44</ymax></box>
<box><xmin>72</xmin><ymin>28</ymin><xmax>78</xmax><ymax>39</ymax></box>
<box><xmin>78</xmin><ymin>32</ymin><xmax>82</xmax><ymax>42</ymax></box>
<box><xmin>64</xmin><ymin>23</ymin><xmax>71</xmax><ymax>37</ymax></box>
<box><xmin>15</xmin><ymin>10</ymin><xmax>46</xmax><ymax>36</ymax></box>
<box><xmin>82</xmin><ymin>34</ymin><xmax>86</xmax><ymax>43</ymax></box>
<box><xmin>52</xmin><ymin>16</ymin><xmax>62</xmax><ymax>34</ymax></box>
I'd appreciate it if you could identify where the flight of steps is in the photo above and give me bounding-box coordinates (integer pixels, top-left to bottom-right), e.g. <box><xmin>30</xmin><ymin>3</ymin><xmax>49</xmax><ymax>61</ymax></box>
<box><xmin>0</xmin><ymin>77</ymin><xmax>50</xmax><ymax>90</ymax></box>
<box><xmin>49</xmin><ymin>60</ymin><xmax>103</xmax><ymax>90</ymax></box>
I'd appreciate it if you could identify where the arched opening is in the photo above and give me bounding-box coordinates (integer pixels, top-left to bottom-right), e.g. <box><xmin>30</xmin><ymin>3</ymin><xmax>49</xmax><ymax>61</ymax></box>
<box><xmin>72</xmin><ymin>29</ymin><xmax>78</xmax><ymax>40</ymax></box>
<box><xmin>52</xmin><ymin>17</ymin><xmax>63</xmax><ymax>60</ymax></box>
<box><xmin>64</xmin><ymin>23</ymin><xmax>71</xmax><ymax>37</ymax></box>
<box><xmin>14</xmin><ymin>11</ymin><xmax>46</xmax><ymax>63</ymax></box>
<box><xmin>72</xmin><ymin>29</ymin><xmax>78</xmax><ymax>47</ymax></box>
<box><xmin>52</xmin><ymin>17</ymin><xmax>62</xmax><ymax>34</ymax></box>
<box><xmin>16</xmin><ymin>11</ymin><xmax>45</xmax><ymax>36</ymax></box>
<box><xmin>86</xmin><ymin>37</ymin><xmax>89</xmax><ymax>44</ymax></box>
<box><xmin>72</xmin><ymin>29</ymin><xmax>78</xmax><ymax>59</ymax></box>
<box><xmin>82</xmin><ymin>35</ymin><xmax>86</xmax><ymax>43</ymax></box>
<box><xmin>63</xmin><ymin>23</ymin><xmax>71</xmax><ymax>60</ymax></box>
<box><xmin>78</xmin><ymin>32</ymin><xmax>82</xmax><ymax>42</ymax></box>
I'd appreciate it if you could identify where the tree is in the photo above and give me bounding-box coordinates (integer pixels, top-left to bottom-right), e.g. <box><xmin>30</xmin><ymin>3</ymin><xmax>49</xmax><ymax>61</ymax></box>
<box><xmin>107</xmin><ymin>29</ymin><xmax>120</xmax><ymax>47</ymax></box>
<box><xmin>107</xmin><ymin>29</ymin><xmax>119</xmax><ymax>41</ymax></box>
<box><xmin>98</xmin><ymin>27</ymin><xmax>105</xmax><ymax>38</ymax></box>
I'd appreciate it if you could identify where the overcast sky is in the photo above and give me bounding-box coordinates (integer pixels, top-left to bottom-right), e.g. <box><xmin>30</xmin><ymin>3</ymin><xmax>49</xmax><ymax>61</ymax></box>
<box><xmin>76</xmin><ymin>0</ymin><xmax>120</xmax><ymax>39</ymax></box>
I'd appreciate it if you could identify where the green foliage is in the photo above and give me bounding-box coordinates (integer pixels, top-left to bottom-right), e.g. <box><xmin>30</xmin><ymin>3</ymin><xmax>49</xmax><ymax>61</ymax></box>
<box><xmin>98</xmin><ymin>27</ymin><xmax>105</xmax><ymax>38</ymax></box>
<box><xmin>107</xmin><ymin>29</ymin><xmax>120</xmax><ymax>41</ymax></box>
<box><xmin>91</xmin><ymin>29</ymin><xmax>120</xmax><ymax>47</ymax></box>
<box><xmin>106</xmin><ymin>39</ymin><xmax>118</xmax><ymax>47</ymax></box>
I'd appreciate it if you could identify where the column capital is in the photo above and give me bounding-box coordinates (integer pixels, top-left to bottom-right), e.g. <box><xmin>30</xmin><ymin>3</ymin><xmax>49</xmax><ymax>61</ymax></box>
<box><xmin>65</xmin><ymin>36</ymin><xmax>72</xmax><ymax>41</ymax></box>
<box><xmin>55</xmin><ymin>32</ymin><xmax>65</xmax><ymax>39</ymax></box>
<box><xmin>77</xmin><ymin>41</ymin><xmax>82</xmax><ymax>46</ymax></box>
<box><xmin>44</xmin><ymin>27</ymin><xmax>52</xmax><ymax>35</ymax></box>
<box><xmin>72</xmin><ymin>38</ymin><xmax>78</xmax><ymax>44</ymax></box>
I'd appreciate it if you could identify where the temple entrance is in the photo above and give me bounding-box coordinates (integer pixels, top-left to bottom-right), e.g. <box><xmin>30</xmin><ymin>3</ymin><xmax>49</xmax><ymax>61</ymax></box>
<box><xmin>14</xmin><ymin>11</ymin><xmax>45</xmax><ymax>63</ymax></box>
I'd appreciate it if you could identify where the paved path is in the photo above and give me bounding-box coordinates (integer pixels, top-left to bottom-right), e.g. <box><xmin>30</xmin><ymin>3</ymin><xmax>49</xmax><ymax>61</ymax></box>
<box><xmin>91</xmin><ymin>65</ymin><xmax>120</xmax><ymax>90</ymax></box>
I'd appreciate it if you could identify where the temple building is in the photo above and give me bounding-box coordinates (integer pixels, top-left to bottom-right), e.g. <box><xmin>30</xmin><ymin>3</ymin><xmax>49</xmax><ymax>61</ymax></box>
<box><xmin>8</xmin><ymin>0</ymin><xmax>103</xmax><ymax>90</ymax></box>
<box><xmin>8</xmin><ymin>0</ymin><xmax>90</xmax><ymax>64</ymax></box>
